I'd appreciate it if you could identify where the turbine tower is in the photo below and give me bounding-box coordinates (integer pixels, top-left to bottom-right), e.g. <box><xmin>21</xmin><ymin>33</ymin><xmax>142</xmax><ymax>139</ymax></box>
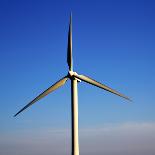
<box><xmin>14</xmin><ymin>14</ymin><xmax>131</xmax><ymax>155</ymax></box>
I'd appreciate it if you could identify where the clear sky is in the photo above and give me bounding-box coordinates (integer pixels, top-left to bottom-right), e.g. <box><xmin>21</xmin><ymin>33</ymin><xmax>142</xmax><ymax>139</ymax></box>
<box><xmin>0</xmin><ymin>0</ymin><xmax>155</xmax><ymax>155</ymax></box>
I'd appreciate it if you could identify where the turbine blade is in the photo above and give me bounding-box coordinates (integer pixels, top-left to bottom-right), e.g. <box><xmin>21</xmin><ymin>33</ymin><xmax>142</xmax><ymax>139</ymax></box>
<box><xmin>14</xmin><ymin>76</ymin><xmax>68</xmax><ymax>117</ymax></box>
<box><xmin>74</xmin><ymin>74</ymin><xmax>131</xmax><ymax>101</ymax></box>
<box><xmin>67</xmin><ymin>13</ymin><xmax>73</xmax><ymax>71</ymax></box>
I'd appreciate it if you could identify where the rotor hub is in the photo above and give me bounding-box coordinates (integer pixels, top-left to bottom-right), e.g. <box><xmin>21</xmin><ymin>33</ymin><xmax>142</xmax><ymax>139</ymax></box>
<box><xmin>68</xmin><ymin>71</ymin><xmax>81</xmax><ymax>82</ymax></box>
<box><xmin>68</xmin><ymin>71</ymin><xmax>75</xmax><ymax>77</ymax></box>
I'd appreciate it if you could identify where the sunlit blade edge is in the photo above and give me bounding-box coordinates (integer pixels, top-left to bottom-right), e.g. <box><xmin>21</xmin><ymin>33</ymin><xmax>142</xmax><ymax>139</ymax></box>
<box><xmin>74</xmin><ymin>74</ymin><xmax>131</xmax><ymax>101</ymax></box>
<box><xmin>67</xmin><ymin>13</ymin><xmax>73</xmax><ymax>71</ymax></box>
<box><xmin>14</xmin><ymin>76</ymin><xmax>68</xmax><ymax>117</ymax></box>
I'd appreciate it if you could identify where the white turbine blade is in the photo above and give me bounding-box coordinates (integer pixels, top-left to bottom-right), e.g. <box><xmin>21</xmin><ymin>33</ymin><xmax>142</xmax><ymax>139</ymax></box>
<box><xmin>67</xmin><ymin>13</ymin><xmax>73</xmax><ymax>71</ymax></box>
<box><xmin>14</xmin><ymin>76</ymin><xmax>68</xmax><ymax>117</ymax></box>
<box><xmin>74</xmin><ymin>74</ymin><xmax>131</xmax><ymax>101</ymax></box>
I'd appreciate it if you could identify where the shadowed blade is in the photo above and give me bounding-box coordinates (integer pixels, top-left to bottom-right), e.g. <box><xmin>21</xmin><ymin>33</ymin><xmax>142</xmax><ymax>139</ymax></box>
<box><xmin>14</xmin><ymin>76</ymin><xmax>68</xmax><ymax>117</ymax></box>
<box><xmin>67</xmin><ymin>13</ymin><xmax>73</xmax><ymax>71</ymax></box>
<box><xmin>74</xmin><ymin>74</ymin><xmax>131</xmax><ymax>101</ymax></box>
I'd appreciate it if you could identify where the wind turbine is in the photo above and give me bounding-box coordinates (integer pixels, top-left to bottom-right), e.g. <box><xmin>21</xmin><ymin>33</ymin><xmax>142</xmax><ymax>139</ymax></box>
<box><xmin>14</xmin><ymin>14</ymin><xmax>131</xmax><ymax>155</ymax></box>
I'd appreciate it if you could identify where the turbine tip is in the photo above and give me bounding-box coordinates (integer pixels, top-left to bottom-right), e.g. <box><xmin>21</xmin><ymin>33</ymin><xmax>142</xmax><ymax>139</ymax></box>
<box><xmin>70</xmin><ymin>12</ymin><xmax>72</xmax><ymax>24</ymax></box>
<box><xmin>128</xmin><ymin>98</ymin><xmax>133</xmax><ymax>102</ymax></box>
<box><xmin>125</xmin><ymin>96</ymin><xmax>132</xmax><ymax>102</ymax></box>
<box><xmin>13</xmin><ymin>113</ymin><xmax>17</xmax><ymax>117</ymax></box>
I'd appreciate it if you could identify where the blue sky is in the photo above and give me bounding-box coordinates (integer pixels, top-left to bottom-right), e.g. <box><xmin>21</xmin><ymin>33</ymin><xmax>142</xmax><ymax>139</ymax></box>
<box><xmin>0</xmin><ymin>0</ymin><xmax>155</xmax><ymax>154</ymax></box>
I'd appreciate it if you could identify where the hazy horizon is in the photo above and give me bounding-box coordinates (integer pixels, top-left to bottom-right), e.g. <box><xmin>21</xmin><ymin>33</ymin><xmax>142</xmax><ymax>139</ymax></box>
<box><xmin>1</xmin><ymin>122</ymin><xmax>155</xmax><ymax>155</ymax></box>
